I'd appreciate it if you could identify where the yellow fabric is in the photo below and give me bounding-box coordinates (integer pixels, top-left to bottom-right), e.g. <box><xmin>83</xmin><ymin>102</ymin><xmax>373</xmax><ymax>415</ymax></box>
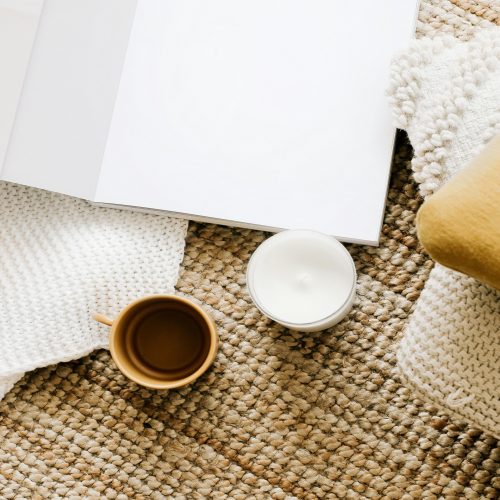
<box><xmin>417</xmin><ymin>134</ymin><xmax>500</xmax><ymax>290</ymax></box>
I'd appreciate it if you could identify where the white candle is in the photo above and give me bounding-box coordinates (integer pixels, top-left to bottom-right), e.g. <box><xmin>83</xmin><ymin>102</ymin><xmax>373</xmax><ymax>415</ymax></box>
<box><xmin>246</xmin><ymin>230</ymin><xmax>356</xmax><ymax>332</ymax></box>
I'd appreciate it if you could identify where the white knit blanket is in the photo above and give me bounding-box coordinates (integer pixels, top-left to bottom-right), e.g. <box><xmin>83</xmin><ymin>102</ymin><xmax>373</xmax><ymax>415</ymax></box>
<box><xmin>0</xmin><ymin>183</ymin><xmax>187</xmax><ymax>399</ymax></box>
<box><xmin>388</xmin><ymin>30</ymin><xmax>500</xmax><ymax>437</ymax></box>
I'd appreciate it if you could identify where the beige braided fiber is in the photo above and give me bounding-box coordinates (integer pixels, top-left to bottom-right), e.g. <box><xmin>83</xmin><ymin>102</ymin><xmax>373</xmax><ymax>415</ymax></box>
<box><xmin>0</xmin><ymin>1</ymin><xmax>498</xmax><ymax>498</ymax></box>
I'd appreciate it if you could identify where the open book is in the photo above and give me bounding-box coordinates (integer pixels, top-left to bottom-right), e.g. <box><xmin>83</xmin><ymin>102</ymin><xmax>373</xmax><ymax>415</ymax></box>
<box><xmin>0</xmin><ymin>0</ymin><xmax>418</xmax><ymax>245</ymax></box>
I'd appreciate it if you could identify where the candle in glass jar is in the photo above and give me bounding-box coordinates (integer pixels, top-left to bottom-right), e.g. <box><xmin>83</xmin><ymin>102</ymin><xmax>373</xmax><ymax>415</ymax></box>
<box><xmin>246</xmin><ymin>230</ymin><xmax>356</xmax><ymax>332</ymax></box>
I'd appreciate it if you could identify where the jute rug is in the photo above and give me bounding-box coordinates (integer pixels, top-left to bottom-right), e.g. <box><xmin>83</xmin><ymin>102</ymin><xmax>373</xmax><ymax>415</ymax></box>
<box><xmin>0</xmin><ymin>1</ymin><xmax>498</xmax><ymax>498</ymax></box>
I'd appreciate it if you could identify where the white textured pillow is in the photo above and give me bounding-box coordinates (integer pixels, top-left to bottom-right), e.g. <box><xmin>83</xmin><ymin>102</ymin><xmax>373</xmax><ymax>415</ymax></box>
<box><xmin>388</xmin><ymin>30</ymin><xmax>500</xmax><ymax>438</ymax></box>
<box><xmin>0</xmin><ymin>183</ymin><xmax>187</xmax><ymax>400</ymax></box>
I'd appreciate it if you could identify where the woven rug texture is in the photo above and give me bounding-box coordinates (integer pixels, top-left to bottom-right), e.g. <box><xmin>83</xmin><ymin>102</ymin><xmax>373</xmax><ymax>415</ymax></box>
<box><xmin>0</xmin><ymin>1</ymin><xmax>499</xmax><ymax>498</ymax></box>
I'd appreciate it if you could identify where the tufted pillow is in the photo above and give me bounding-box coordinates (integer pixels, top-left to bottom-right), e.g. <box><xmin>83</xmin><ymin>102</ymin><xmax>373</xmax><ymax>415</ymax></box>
<box><xmin>388</xmin><ymin>30</ymin><xmax>500</xmax><ymax>437</ymax></box>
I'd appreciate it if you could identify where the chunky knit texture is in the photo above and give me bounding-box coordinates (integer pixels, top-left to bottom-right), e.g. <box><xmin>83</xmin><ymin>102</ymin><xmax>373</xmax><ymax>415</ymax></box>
<box><xmin>0</xmin><ymin>183</ymin><xmax>187</xmax><ymax>398</ymax></box>
<box><xmin>388</xmin><ymin>29</ymin><xmax>500</xmax><ymax>438</ymax></box>
<box><xmin>0</xmin><ymin>1</ymin><xmax>499</xmax><ymax>498</ymax></box>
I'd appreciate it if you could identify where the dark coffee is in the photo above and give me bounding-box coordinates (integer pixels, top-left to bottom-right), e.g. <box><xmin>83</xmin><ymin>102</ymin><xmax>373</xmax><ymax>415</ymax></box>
<box><xmin>122</xmin><ymin>301</ymin><xmax>211</xmax><ymax>381</ymax></box>
<box><xmin>95</xmin><ymin>295</ymin><xmax>217</xmax><ymax>389</ymax></box>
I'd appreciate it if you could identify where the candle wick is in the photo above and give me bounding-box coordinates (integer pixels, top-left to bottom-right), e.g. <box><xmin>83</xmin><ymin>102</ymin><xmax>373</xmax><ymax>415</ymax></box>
<box><xmin>296</xmin><ymin>272</ymin><xmax>311</xmax><ymax>288</ymax></box>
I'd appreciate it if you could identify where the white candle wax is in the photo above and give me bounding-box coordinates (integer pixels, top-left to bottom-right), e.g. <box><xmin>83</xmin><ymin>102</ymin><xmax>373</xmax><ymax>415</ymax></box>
<box><xmin>246</xmin><ymin>230</ymin><xmax>356</xmax><ymax>332</ymax></box>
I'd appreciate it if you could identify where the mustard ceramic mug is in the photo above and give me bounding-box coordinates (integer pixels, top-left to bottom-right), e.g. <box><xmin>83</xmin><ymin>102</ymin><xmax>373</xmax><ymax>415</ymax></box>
<box><xmin>93</xmin><ymin>295</ymin><xmax>218</xmax><ymax>389</ymax></box>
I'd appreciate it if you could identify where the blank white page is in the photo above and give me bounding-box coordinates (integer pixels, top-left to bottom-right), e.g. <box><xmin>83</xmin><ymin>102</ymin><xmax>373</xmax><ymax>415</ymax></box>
<box><xmin>0</xmin><ymin>0</ymin><xmax>44</xmax><ymax>171</ymax></box>
<box><xmin>2</xmin><ymin>0</ymin><xmax>137</xmax><ymax>199</ymax></box>
<box><xmin>97</xmin><ymin>0</ymin><xmax>418</xmax><ymax>244</ymax></box>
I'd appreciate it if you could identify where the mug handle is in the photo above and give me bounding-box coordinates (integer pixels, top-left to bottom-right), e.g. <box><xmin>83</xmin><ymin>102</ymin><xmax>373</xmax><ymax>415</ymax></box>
<box><xmin>93</xmin><ymin>313</ymin><xmax>114</xmax><ymax>327</ymax></box>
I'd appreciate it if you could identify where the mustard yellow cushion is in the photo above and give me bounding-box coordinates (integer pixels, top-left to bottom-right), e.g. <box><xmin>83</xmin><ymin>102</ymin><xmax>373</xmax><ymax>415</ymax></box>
<box><xmin>417</xmin><ymin>134</ymin><xmax>500</xmax><ymax>290</ymax></box>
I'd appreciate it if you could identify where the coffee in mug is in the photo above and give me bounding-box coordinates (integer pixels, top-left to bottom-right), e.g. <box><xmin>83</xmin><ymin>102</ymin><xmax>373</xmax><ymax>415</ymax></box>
<box><xmin>93</xmin><ymin>295</ymin><xmax>218</xmax><ymax>389</ymax></box>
